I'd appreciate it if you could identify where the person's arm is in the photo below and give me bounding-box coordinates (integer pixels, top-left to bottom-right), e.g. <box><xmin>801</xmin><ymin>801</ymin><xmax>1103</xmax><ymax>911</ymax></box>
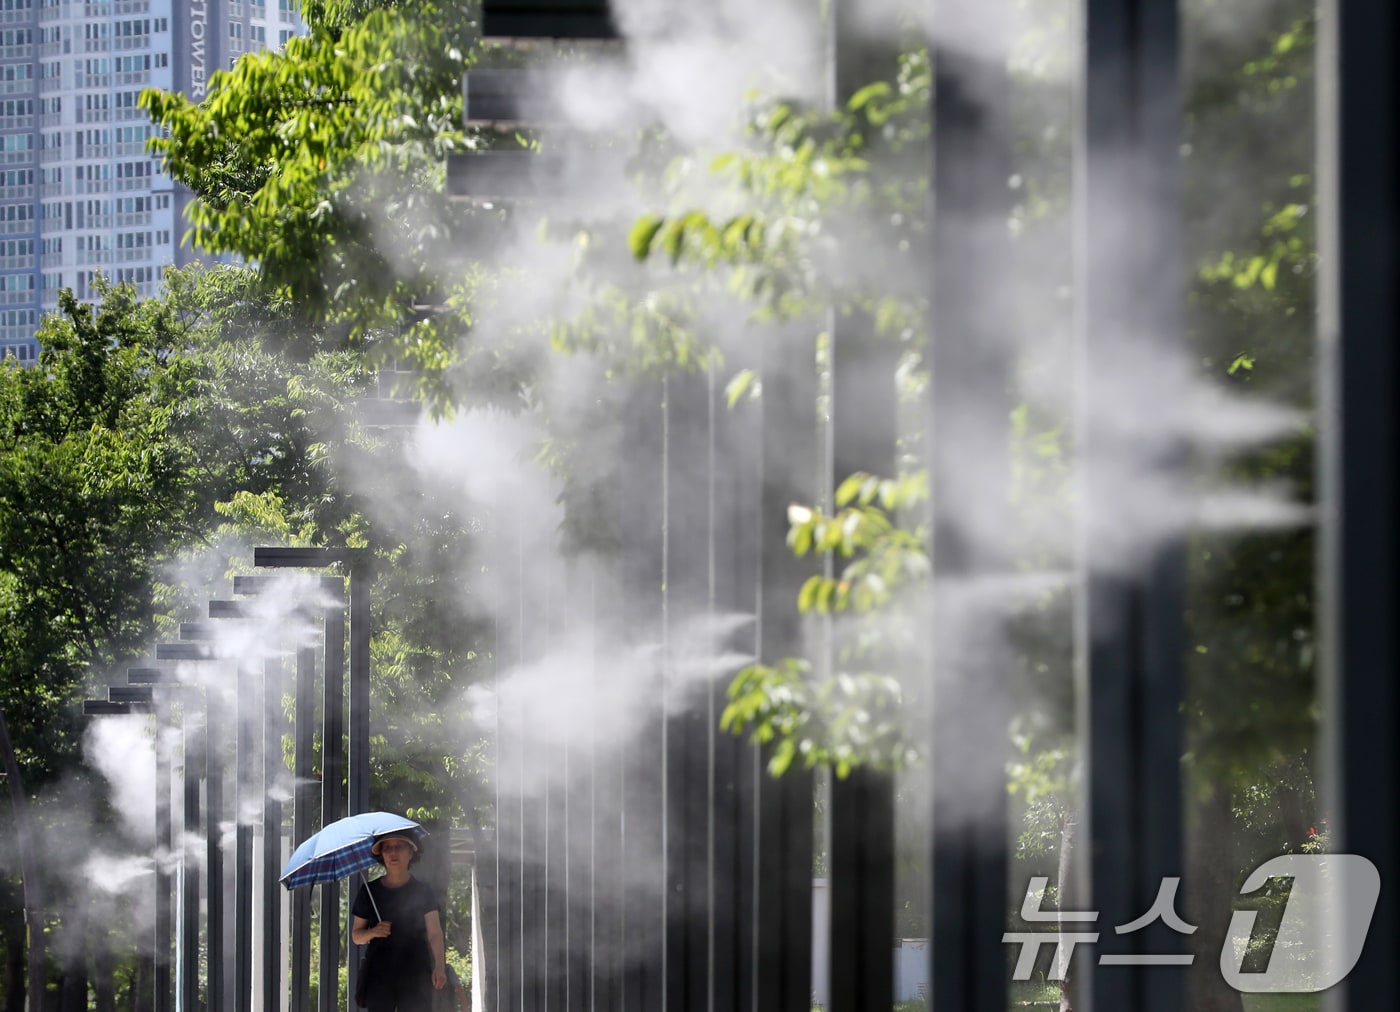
<box><xmin>352</xmin><ymin>915</ymin><xmax>392</xmax><ymax>946</ymax></box>
<box><xmin>424</xmin><ymin>910</ymin><xmax>447</xmax><ymax>989</ymax></box>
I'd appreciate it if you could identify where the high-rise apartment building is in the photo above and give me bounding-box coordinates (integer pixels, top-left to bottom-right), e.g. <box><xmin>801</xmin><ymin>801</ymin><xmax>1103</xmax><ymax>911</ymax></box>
<box><xmin>0</xmin><ymin>0</ymin><xmax>303</xmax><ymax>362</ymax></box>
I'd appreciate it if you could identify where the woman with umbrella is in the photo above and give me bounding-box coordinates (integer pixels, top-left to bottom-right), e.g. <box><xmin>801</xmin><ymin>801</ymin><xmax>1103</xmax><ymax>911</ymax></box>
<box><xmin>350</xmin><ymin>831</ymin><xmax>447</xmax><ymax>1010</ymax></box>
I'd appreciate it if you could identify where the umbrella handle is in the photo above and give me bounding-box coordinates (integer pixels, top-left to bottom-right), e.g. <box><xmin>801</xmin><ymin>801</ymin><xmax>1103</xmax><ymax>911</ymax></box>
<box><xmin>360</xmin><ymin>872</ymin><xmax>382</xmax><ymax>923</ymax></box>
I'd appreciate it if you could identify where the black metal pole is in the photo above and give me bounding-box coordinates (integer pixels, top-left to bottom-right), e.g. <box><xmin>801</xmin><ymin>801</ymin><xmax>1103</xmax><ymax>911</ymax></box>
<box><xmin>619</xmin><ymin>380</ymin><xmax>667</xmax><ymax>1012</ymax></box>
<box><xmin>155</xmin><ymin>699</ymin><xmax>174</xmax><ymax>1012</ymax></box>
<box><xmin>182</xmin><ymin>701</ymin><xmax>202</xmax><ymax>1012</ymax></box>
<box><xmin>829</xmin><ymin>314</ymin><xmax>899</xmax><ymax>1012</ymax></box>
<box><xmin>0</xmin><ymin>708</ymin><xmax>46</xmax><ymax>1012</ymax></box>
<box><xmin>1319</xmin><ymin>2</ymin><xmax>1400</xmax><ymax>1008</ymax></box>
<box><xmin>710</xmin><ymin>360</ymin><xmax>763</xmax><ymax>1012</ymax></box>
<box><xmin>591</xmin><ymin>564</ymin><xmax>624</xmax><ymax>1012</ymax></box>
<box><xmin>491</xmin><ymin>497</ymin><xmax>524</xmax><ymax>1012</ymax></box>
<box><xmin>349</xmin><ymin>563</ymin><xmax>371</xmax><ymax>822</ymax></box>
<box><xmin>206</xmin><ymin>690</ymin><xmax>226</xmax><ymax>1012</ymax></box>
<box><xmin>663</xmin><ymin>369</ymin><xmax>715</xmax><ymax>1012</ymax></box>
<box><xmin>320</xmin><ymin>602</ymin><xmax>347</xmax><ymax>1012</ymax></box>
<box><xmin>1077</xmin><ymin>1</ymin><xmax>1185</xmax><ymax>1009</ymax></box>
<box><xmin>826</xmin><ymin>341</ymin><xmax>902</xmax><ymax>1007</ymax></box>
<box><xmin>926</xmin><ymin>1</ymin><xmax>1015</xmax><ymax>1009</ymax></box>
<box><xmin>292</xmin><ymin>645</ymin><xmax>316</xmax><ymax>1012</ymax></box>
<box><xmin>262</xmin><ymin>657</ymin><xmax>285</xmax><ymax>1012</ymax></box>
<box><xmin>564</xmin><ymin>562</ymin><xmax>595</xmax><ymax>1012</ymax></box>
<box><xmin>521</xmin><ymin>536</ymin><xmax>546</xmax><ymax>1012</ymax></box>
<box><xmin>755</xmin><ymin>328</ymin><xmax>819</xmax><ymax>1012</ymax></box>
<box><xmin>543</xmin><ymin>573</ymin><xmax>569</xmax><ymax>1012</ymax></box>
<box><xmin>345</xmin><ymin>565</ymin><xmax>369</xmax><ymax>1007</ymax></box>
<box><xmin>235</xmin><ymin>667</ymin><xmax>255</xmax><ymax>1012</ymax></box>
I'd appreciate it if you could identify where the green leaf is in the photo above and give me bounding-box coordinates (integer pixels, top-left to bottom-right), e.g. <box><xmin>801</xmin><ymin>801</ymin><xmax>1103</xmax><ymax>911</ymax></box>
<box><xmin>628</xmin><ymin>214</ymin><xmax>666</xmax><ymax>261</ymax></box>
<box><xmin>662</xmin><ymin>220</ymin><xmax>687</xmax><ymax>265</ymax></box>
<box><xmin>791</xmin><ymin>519</ymin><xmax>814</xmax><ymax>556</ymax></box>
<box><xmin>1260</xmin><ymin>258</ymin><xmax>1279</xmax><ymax>291</ymax></box>
<box><xmin>836</xmin><ymin>473</ymin><xmax>865</xmax><ymax>507</ymax></box>
<box><xmin>769</xmin><ymin>738</ymin><xmax>797</xmax><ymax>776</ymax></box>
<box><xmin>725</xmin><ymin>368</ymin><xmax>757</xmax><ymax>408</ymax></box>
<box><xmin>848</xmin><ymin>82</ymin><xmax>893</xmax><ymax>112</ymax></box>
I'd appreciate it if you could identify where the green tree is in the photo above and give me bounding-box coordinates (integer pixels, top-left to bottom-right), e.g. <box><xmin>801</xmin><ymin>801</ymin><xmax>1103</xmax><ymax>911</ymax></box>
<box><xmin>0</xmin><ymin>265</ymin><xmax>360</xmax><ymax>1002</ymax></box>
<box><xmin>142</xmin><ymin>0</ymin><xmax>478</xmax><ymax>364</ymax></box>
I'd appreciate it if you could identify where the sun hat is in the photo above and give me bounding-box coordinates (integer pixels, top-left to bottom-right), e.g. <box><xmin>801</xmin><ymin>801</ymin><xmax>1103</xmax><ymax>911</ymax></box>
<box><xmin>371</xmin><ymin>833</ymin><xmax>420</xmax><ymax>861</ymax></box>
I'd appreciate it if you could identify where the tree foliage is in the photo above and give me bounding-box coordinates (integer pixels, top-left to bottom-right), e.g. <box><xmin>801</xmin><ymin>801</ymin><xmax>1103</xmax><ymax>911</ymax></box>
<box><xmin>142</xmin><ymin>1</ymin><xmax>476</xmax><ymax>346</ymax></box>
<box><xmin>0</xmin><ymin>268</ymin><xmax>352</xmax><ymax>782</ymax></box>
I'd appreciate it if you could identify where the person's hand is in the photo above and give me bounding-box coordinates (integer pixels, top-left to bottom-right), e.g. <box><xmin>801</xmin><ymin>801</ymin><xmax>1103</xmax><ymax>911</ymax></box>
<box><xmin>432</xmin><ymin>967</ymin><xmax>447</xmax><ymax>990</ymax></box>
<box><xmin>370</xmin><ymin>920</ymin><xmax>392</xmax><ymax>939</ymax></box>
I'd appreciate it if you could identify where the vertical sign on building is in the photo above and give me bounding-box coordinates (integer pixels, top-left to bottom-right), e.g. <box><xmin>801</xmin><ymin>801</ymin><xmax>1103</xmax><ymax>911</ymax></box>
<box><xmin>188</xmin><ymin>1</ymin><xmax>210</xmax><ymax>101</ymax></box>
<box><xmin>171</xmin><ymin>3</ymin><xmax>218</xmax><ymax>268</ymax></box>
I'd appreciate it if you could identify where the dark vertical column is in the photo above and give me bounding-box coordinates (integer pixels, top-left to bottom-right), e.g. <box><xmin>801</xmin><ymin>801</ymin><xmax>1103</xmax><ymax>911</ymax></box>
<box><xmin>520</xmin><ymin>521</ymin><xmax>546</xmax><ymax>1012</ymax></box>
<box><xmin>543</xmin><ymin>741</ymin><xmax>566</xmax><ymax>1012</ymax></box>
<box><xmin>827</xmin><ymin>0</ymin><xmax>901</xmax><ymax>978</ymax></box>
<box><xmin>1320</xmin><ymin>1</ymin><xmax>1400</xmax><ymax>1008</ymax></box>
<box><xmin>664</xmin><ymin>369</ymin><xmax>715</xmax><ymax>1012</ymax></box>
<box><xmin>619</xmin><ymin>378</ymin><xmax>666</xmax><ymax>1012</ymax></box>
<box><xmin>346</xmin><ymin>561</ymin><xmax>370</xmax><ymax>1012</ymax></box>
<box><xmin>134</xmin><ymin>953</ymin><xmax>152</xmax><ymax>1012</ymax></box>
<box><xmin>829</xmin><ymin>777</ymin><xmax>896</xmax><ymax>1009</ymax></box>
<box><xmin>59</xmin><ymin>900</ymin><xmax>89</xmax><ymax>1012</ymax></box>
<box><xmin>155</xmin><ymin>705</ymin><xmax>173</xmax><ymax>1012</ymax></box>
<box><xmin>292</xmin><ymin>645</ymin><xmax>316</xmax><ymax>1012</ymax></box>
<box><xmin>560</xmin><ymin>562</ymin><xmax>593</xmax><ymax>1012</ymax></box>
<box><xmin>348</xmin><ymin>562</ymin><xmax>371</xmax><ymax>820</ymax></box>
<box><xmin>93</xmin><ymin>914</ymin><xmax>115</xmax><ymax>1012</ymax></box>
<box><xmin>262</xmin><ymin>658</ymin><xmax>284</xmax><ymax>1012</ymax></box>
<box><xmin>320</xmin><ymin>605</ymin><xmax>346</xmax><ymax>1012</ymax></box>
<box><xmin>544</xmin><ymin>566</ymin><xmax>571</xmax><ymax>1012</ymax></box>
<box><xmin>592</xmin><ymin>561</ymin><xmax>625</xmax><ymax>1012</ymax></box>
<box><xmin>493</xmin><ymin>502</ymin><xmax>524</xmax><ymax>1012</ymax></box>
<box><xmin>755</xmin><ymin>329</ymin><xmax>818</xmax><ymax>1012</ymax></box>
<box><xmin>206</xmin><ymin>692</ymin><xmax>225</xmax><ymax>1012</ymax></box>
<box><xmin>475</xmin><ymin>827</ymin><xmax>498</xmax><ymax>1012</ymax></box>
<box><xmin>564</xmin><ymin>564</ymin><xmax>595</xmax><ymax>1012</ymax></box>
<box><xmin>235</xmin><ymin>667</ymin><xmax>255</xmax><ymax>1012</ymax></box>
<box><xmin>711</xmin><ymin>365</ymin><xmax>763</xmax><ymax>1012</ymax></box>
<box><xmin>1077</xmin><ymin>1</ymin><xmax>1184</xmax><ymax>1009</ymax></box>
<box><xmin>181</xmin><ymin>702</ymin><xmax>202</xmax><ymax>1012</ymax></box>
<box><xmin>927</xmin><ymin>2</ymin><xmax>1015</xmax><ymax>1010</ymax></box>
<box><xmin>828</xmin><ymin>323</ymin><xmax>898</xmax><ymax>1012</ymax></box>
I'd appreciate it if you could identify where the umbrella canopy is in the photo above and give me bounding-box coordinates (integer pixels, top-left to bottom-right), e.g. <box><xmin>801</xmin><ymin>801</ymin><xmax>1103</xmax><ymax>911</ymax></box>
<box><xmin>279</xmin><ymin>812</ymin><xmax>427</xmax><ymax>890</ymax></box>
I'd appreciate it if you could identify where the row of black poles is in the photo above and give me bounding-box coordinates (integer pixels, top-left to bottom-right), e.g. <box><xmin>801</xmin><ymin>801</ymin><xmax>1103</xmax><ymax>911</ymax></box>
<box><xmin>126</xmin><ymin>665</ymin><xmax>211</xmax><ymax>1012</ymax></box>
<box><xmin>81</xmin><ymin>555</ymin><xmax>365</xmax><ymax>1012</ymax></box>
<box><xmin>455</xmin><ymin>4</ymin><xmax>904</xmax><ymax>1010</ymax></box>
<box><xmin>460</xmin><ymin>2</ymin><xmax>1189</xmax><ymax>1010</ymax></box>
<box><xmin>251</xmin><ymin>547</ymin><xmax>372</xmax><ymax>1012</ymax></box>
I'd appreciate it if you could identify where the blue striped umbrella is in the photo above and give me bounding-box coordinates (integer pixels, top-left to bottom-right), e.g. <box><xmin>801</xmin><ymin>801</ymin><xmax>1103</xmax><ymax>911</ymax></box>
<box><xmin>279</xmin><ymin>812</ymin><xmax>427</xmax><ymax>891</ymax></box>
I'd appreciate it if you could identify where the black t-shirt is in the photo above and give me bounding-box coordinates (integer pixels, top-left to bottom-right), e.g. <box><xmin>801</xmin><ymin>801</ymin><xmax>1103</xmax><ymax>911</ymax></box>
<box><xmin>352</xmin><ymin>875</ymin><xmax>440</xmax><ymax>974</ymax></box>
